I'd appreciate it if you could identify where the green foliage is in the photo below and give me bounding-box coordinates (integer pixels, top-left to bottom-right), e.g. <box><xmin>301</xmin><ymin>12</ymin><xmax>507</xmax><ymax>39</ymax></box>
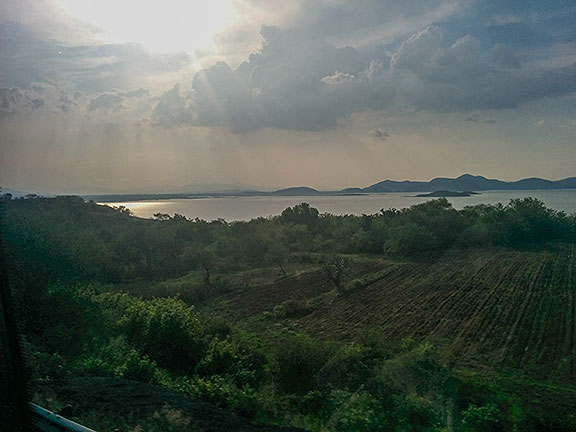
<box><xmin>26</xmin><ymin>349</ymin><xmax>68</xmax><ymax>381</ymax></box>
<box><xmin>174</xmin><ymin>374</ymin><xmax>259</xmax><ymax>417</ymax></box>
<box><xmin>119</xmin><ymin>297</ymin><xmax>204</xmax><ymax>372</ymax></box>
<box><xmin>384</xmin><ymin>223</ymin><xmax>438</xmax><ymax>255</ymax></box>
<box><xmin>392</xmin><ymin>393</ymin><xmax>444</xmax><ymax>432</ymax></box>
<box><xmin>321</xmin><ymin>256</ymin><xmax>350</xmax><ymax>292</ymax></box>
<box><xmin>270</xmin><ymin>333</ymin><xmax>334</xmax><ymax>395</ymax></box>
<box><xmin>195</xmin><ymin>337</ymin><xmax>266</xmax><ymax>388</ymax></box>
<box><xmin>328</xmin><ymin>390</ymin><xmax>389</xmax><ymax>432</ymax></box>
<box><xmin>271</xmin><ymin>299</ymin><xmax>312</xmax><ymax>319</ymax></box>
<box><xmin>74</xmin><ymin>336</ymin><xmax>159</xmax><ymax>383</ymax></box>
<box><xmin>4</xmin><ymin>196</ymin><xmax>576</xmax><ymax>431</ymax></box>
<box><xmin>459</xmin><ymin>403</ymin><xmax>501</xmax><ymax>432</ymax></box>
<box><xmin>3</xmin><ymin>197</ymin><xmax>575</xmax><ymax>296</ymax></box>
<box><xmin>280</xmin><ymin>202</ymin><xmax>320</xmax><ymax>228</ymax></box>
<box><xmin>316</xmin><ymin>343</ymin><xmax>381</xmax><ymax>391</ymax></box>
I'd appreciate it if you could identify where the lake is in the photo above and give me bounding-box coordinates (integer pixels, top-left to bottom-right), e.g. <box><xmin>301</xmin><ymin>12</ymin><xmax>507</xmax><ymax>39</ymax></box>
<box><xmin>101</xmin><ymin>189</ymin><xmax>576</xmax><ymax>221</ymax></box>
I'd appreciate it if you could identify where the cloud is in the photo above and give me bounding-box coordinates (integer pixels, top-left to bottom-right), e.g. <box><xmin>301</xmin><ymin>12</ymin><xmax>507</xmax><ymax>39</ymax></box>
<box><xmin>150</xmin><ymin>25</ymin><xmax>373</xmax><ymax>131</ymax></box>
<box><xmin>369</xmin><ymin>128</ymin><xmax>390</xmax><ymax>140</ymax></box>
<box><xmin>150</xmin><ymin>22</ymin><xmax>576</xmax><ymax>132</ymax></box>
<box><xmin>392</xmin><ymin>26</ymin><xmax>576</xmax><ymax>112</ymax></box>
<box><xmin>465</xmin><ymin>114</ymin><xmax>496</xmax><ymax>124</ymax></box>
<box><xmin>88</xmin><ymin>88</ymin><xmax>149</xmax><ymax>111</ymax></box>
<box><xmin>152</xmin><ymin>84</ymin><xmax>194</xmax><ymax>126</ymax></box>
<box><xmin>487</xmin><ymin>14</ymin><xmax>524</xmax><ymax>26</ymax></box>
<box><xmin>0</xmin><ymin>22</ymin><xmax>191</xmax><ymax>92</ymax></box>
<box><xmin>0</xmin><ymin>83</ymin><xmax>83</xmax><ymax>118</ymax></box>
<box><xmin>490</xmin><ymin>43</ymin><xmax>521</xmax><ymax>69</ymax></box>
<box><xmin>230</xmin><ymin>0</ymin><xmax>463</xmax><ymax>48</ymax></box>
<box><xmin>2</xmin><ymin>0</ymin><xmax>575</xmax><ymax>135</ymax></box>
<box><xmin>0</xmin><ymin>82</ymin><xmax>153</xmax><ymax>123</ymax></box>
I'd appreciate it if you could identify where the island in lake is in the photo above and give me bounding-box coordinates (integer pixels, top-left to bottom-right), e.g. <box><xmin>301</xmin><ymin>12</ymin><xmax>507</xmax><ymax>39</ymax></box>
<box><xmin>413</xmin><ymin>190</ymin><xmax>481</xmax><ymax>197</ymax></box>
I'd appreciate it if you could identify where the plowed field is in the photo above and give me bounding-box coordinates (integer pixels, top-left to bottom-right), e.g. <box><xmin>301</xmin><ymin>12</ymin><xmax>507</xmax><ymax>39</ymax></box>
<box><xmin>221</xmin><ymin>245</ymin><xmax>576</xmax><ymax>380</ymax></box>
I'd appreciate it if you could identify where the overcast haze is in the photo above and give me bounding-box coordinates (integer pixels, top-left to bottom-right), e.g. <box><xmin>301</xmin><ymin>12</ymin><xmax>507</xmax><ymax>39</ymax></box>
<box><xmin>1</xmin><ymin>0</ymin><xmax>575</xmax><ymax>194</ymax></box>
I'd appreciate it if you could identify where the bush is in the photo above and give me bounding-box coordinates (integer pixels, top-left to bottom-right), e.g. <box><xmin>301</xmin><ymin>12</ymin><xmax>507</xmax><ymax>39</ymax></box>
<box><xmin>316</xmin><ymin>343</ymin><xmax>380</xmax><ymax>391</ymax></box>
<box><xmin>195</xmin><ymin>338</ymin><xmax>266</xmax><ymax>387</ymax></box>
<box><xmin>460</xmin><ymin>403</ymin><xmax>501</xmax><ymax>432</ymax></box>
<box><xmin>177</xmin><ymin>375</ymin><xmax>259</xmax><ymax>417</ymax></box>
<box><xmin>392</xmin><ymin>393</ymin><xmax>444</xmax><ymax>432</ymax></box>
<box><xmin>26</xmin><ymin>349</ymin><xmax>68</xmax><ymax>381</ymax></box>
<box><xmin>328</xmin><ymin>390</ymin><xmax>388</xmax><ymax>432</ymax></box>
<box><xmin>271</xmin><ymin>299</ymin><xmax>311</xmax><ymax>319</ymax></box>
<box><xmin>270</xmin><ymin>334</ymin><xmax>334</xmax><ymax>395</ymax></box>
<box><xmin>74</xmin><ymin>336</ymin><xmax>159</xmax><ymax>383</ymax></box>
<box><xmin>119</xmin><ymin>298</ymin><xmax>204</xmax><ymax>372</ymax></box>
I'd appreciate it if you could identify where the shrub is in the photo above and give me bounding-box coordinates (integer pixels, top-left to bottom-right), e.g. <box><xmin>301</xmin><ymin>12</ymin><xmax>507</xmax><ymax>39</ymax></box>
<box><xmin>271</xmin><ymin>299</ymin><xmax>311</xmax><ymax>319</ymax></box>
<box><xmin>178</xmin><ymin>375</ymin><xmax>259</xmax><ymax>417</ymax></box>
<box><xmin>328</xmin><ymin>390</ymin><xmax>388</xmax><ymax>432</ymax></box>
<box><xmin>26</xmin><ymin>349</ymin><xmax>68</xmax><ymax>381</ymax></box>
<box><xmin>270</xmin><ymin>334</ymin><xmax>334</xmax><ymax>395</ymax></box>
<box><xmin>460</xmin><ymin>403</ymin><xmax>501</xmax><ymax>432</ymax></box>
<box><xmin>392</xmin><ymin>393</ymin><xmax>444</xmax><ymax>432</ymax></box>
<box><xmin>316</xmin><ymin>343</ymin><xmax>380</xmax><ymax>391</ymax></box>
<box><xmin>74</xmin><ymin>336</ymin><xmax>159</xmax><ymax>383</ymax></box>
<box><xmin>195</xmin><ymin>338</ymin><xmax>266</xmax><ymax>387</ymax></box>
<box><xmin>119</xmin><ymin>298</ymin><xmax>204</xmax><ymax>372</ymax></box>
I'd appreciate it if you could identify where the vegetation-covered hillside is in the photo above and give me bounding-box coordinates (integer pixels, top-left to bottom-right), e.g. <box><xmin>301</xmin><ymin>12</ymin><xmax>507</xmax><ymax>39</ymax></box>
<box><xmin>1</xmin><ymin>195</ymin><xmax>576</xmax><ymax>431</ymax></box>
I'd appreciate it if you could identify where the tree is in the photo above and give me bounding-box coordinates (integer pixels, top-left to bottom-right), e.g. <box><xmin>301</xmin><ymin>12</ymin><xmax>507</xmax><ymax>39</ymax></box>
<box><xmin>265</xmin><ymin>242</ymin><xmax>289</xmax><ymax>276</ymax></box>
<box><xmin>153</xmin><ymin>212</ymin><xmax>171</xmax><ymax>221</ymax></box>
<box><xmin>383</xmin><ymin>223</ymin><xmax>438</xmax><ymax>256</ymax></box>
<box><xmin>322</xmin><ymin>256</ymin><xmax>350</xmax><ymax>292</ymax></box>
<box><xmin>280</xmin><ymin>203</ymin><xmax>320</xmax><ymax>228</ymax></box>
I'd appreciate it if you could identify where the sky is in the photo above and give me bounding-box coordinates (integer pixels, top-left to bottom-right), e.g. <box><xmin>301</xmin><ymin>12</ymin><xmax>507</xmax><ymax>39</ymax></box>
<box><xmin>0</xmin><ymin>0</ymin><xmax>575</xmax><ymax>194</ymax></box>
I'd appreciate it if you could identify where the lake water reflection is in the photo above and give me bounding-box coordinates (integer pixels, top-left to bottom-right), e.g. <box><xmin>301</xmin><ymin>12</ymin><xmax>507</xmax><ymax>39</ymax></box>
<box><xmin>101</xmin><ymin>189</ymin><xmax>576</xmax><ymax>221</ymax></box>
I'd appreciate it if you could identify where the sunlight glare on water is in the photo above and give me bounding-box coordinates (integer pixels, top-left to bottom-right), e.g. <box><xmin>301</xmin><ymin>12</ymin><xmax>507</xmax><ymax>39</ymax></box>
<box><xmin>103</xmin><ymin>189</ymin><xmax>576</xmax><ymax>221</ymax></box>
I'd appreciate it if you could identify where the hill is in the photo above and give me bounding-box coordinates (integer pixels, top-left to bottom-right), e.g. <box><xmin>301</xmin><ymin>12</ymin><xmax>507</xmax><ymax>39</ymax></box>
<box><xmin>4</xmin><ymin>196</ymin><xmax>576</xmax><ymax>431</ymax></box>
<box><xmin>76</xmin><ymin>174</ymin><xmax>576</xmax><ymax>201</ymax></box>
<box><xmin>364</xmin><ymin>174</ymin><xmax>576</xmax><ymax>193</ymax></box>
<box><xmin>212</xmin><ymin>246</ymin><xmax>576</xmax><ymax>380</ymax></box>
<box><xmin>272</xmin><ymin>186</ymin><xmax>321</xmax><ymax>196</ymax></box>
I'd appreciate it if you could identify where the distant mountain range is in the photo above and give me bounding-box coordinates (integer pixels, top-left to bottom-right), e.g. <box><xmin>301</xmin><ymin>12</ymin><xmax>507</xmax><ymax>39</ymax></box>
<box><xmin>240</xmin><ymin>174</ymin><xmax>576</xmax><ymax>196</ymax></box>
<box><xmin>7</xmin><ymin>174</ymin><xmax>576</xmax><ymax>202</ymax></box>
<box><xmin>361</xmin><ymin>174</ymin><xmax>576</xmax><ymax>193</ymax></box>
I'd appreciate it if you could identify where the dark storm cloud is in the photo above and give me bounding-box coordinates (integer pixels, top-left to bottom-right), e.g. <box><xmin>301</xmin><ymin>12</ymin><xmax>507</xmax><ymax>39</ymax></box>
<box><xmin>2</xmin><ymin>0</ymin><xmax>575</xmax><ymax>133</ymax></box>
<box><xmin>153</xmin><ymin>21</ymin><xmax>576</xmax><ymax>132</ymax></box>
<box><xmin>153</xmin><ymin>25</ymin><xmax>372</xmax><ymax>131</ymax></box>
<box><xmin>0</xmin><ymin>87</ymin><xmax>43</xmax><ymax>118</ymax></box>
<box><xmin>152</xmin><ymin>84</ymin><xmax>194</xmax><ymax>126</ymax></box>
<box><xmin>392</xmin><ymin>26</ymin><xmax>576</xmax><ymax>112</ymax></box>
<box><xmin>0</xmin><ymin>83</ymin><xmax>80</xmax><ymax>118</ymax></box>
